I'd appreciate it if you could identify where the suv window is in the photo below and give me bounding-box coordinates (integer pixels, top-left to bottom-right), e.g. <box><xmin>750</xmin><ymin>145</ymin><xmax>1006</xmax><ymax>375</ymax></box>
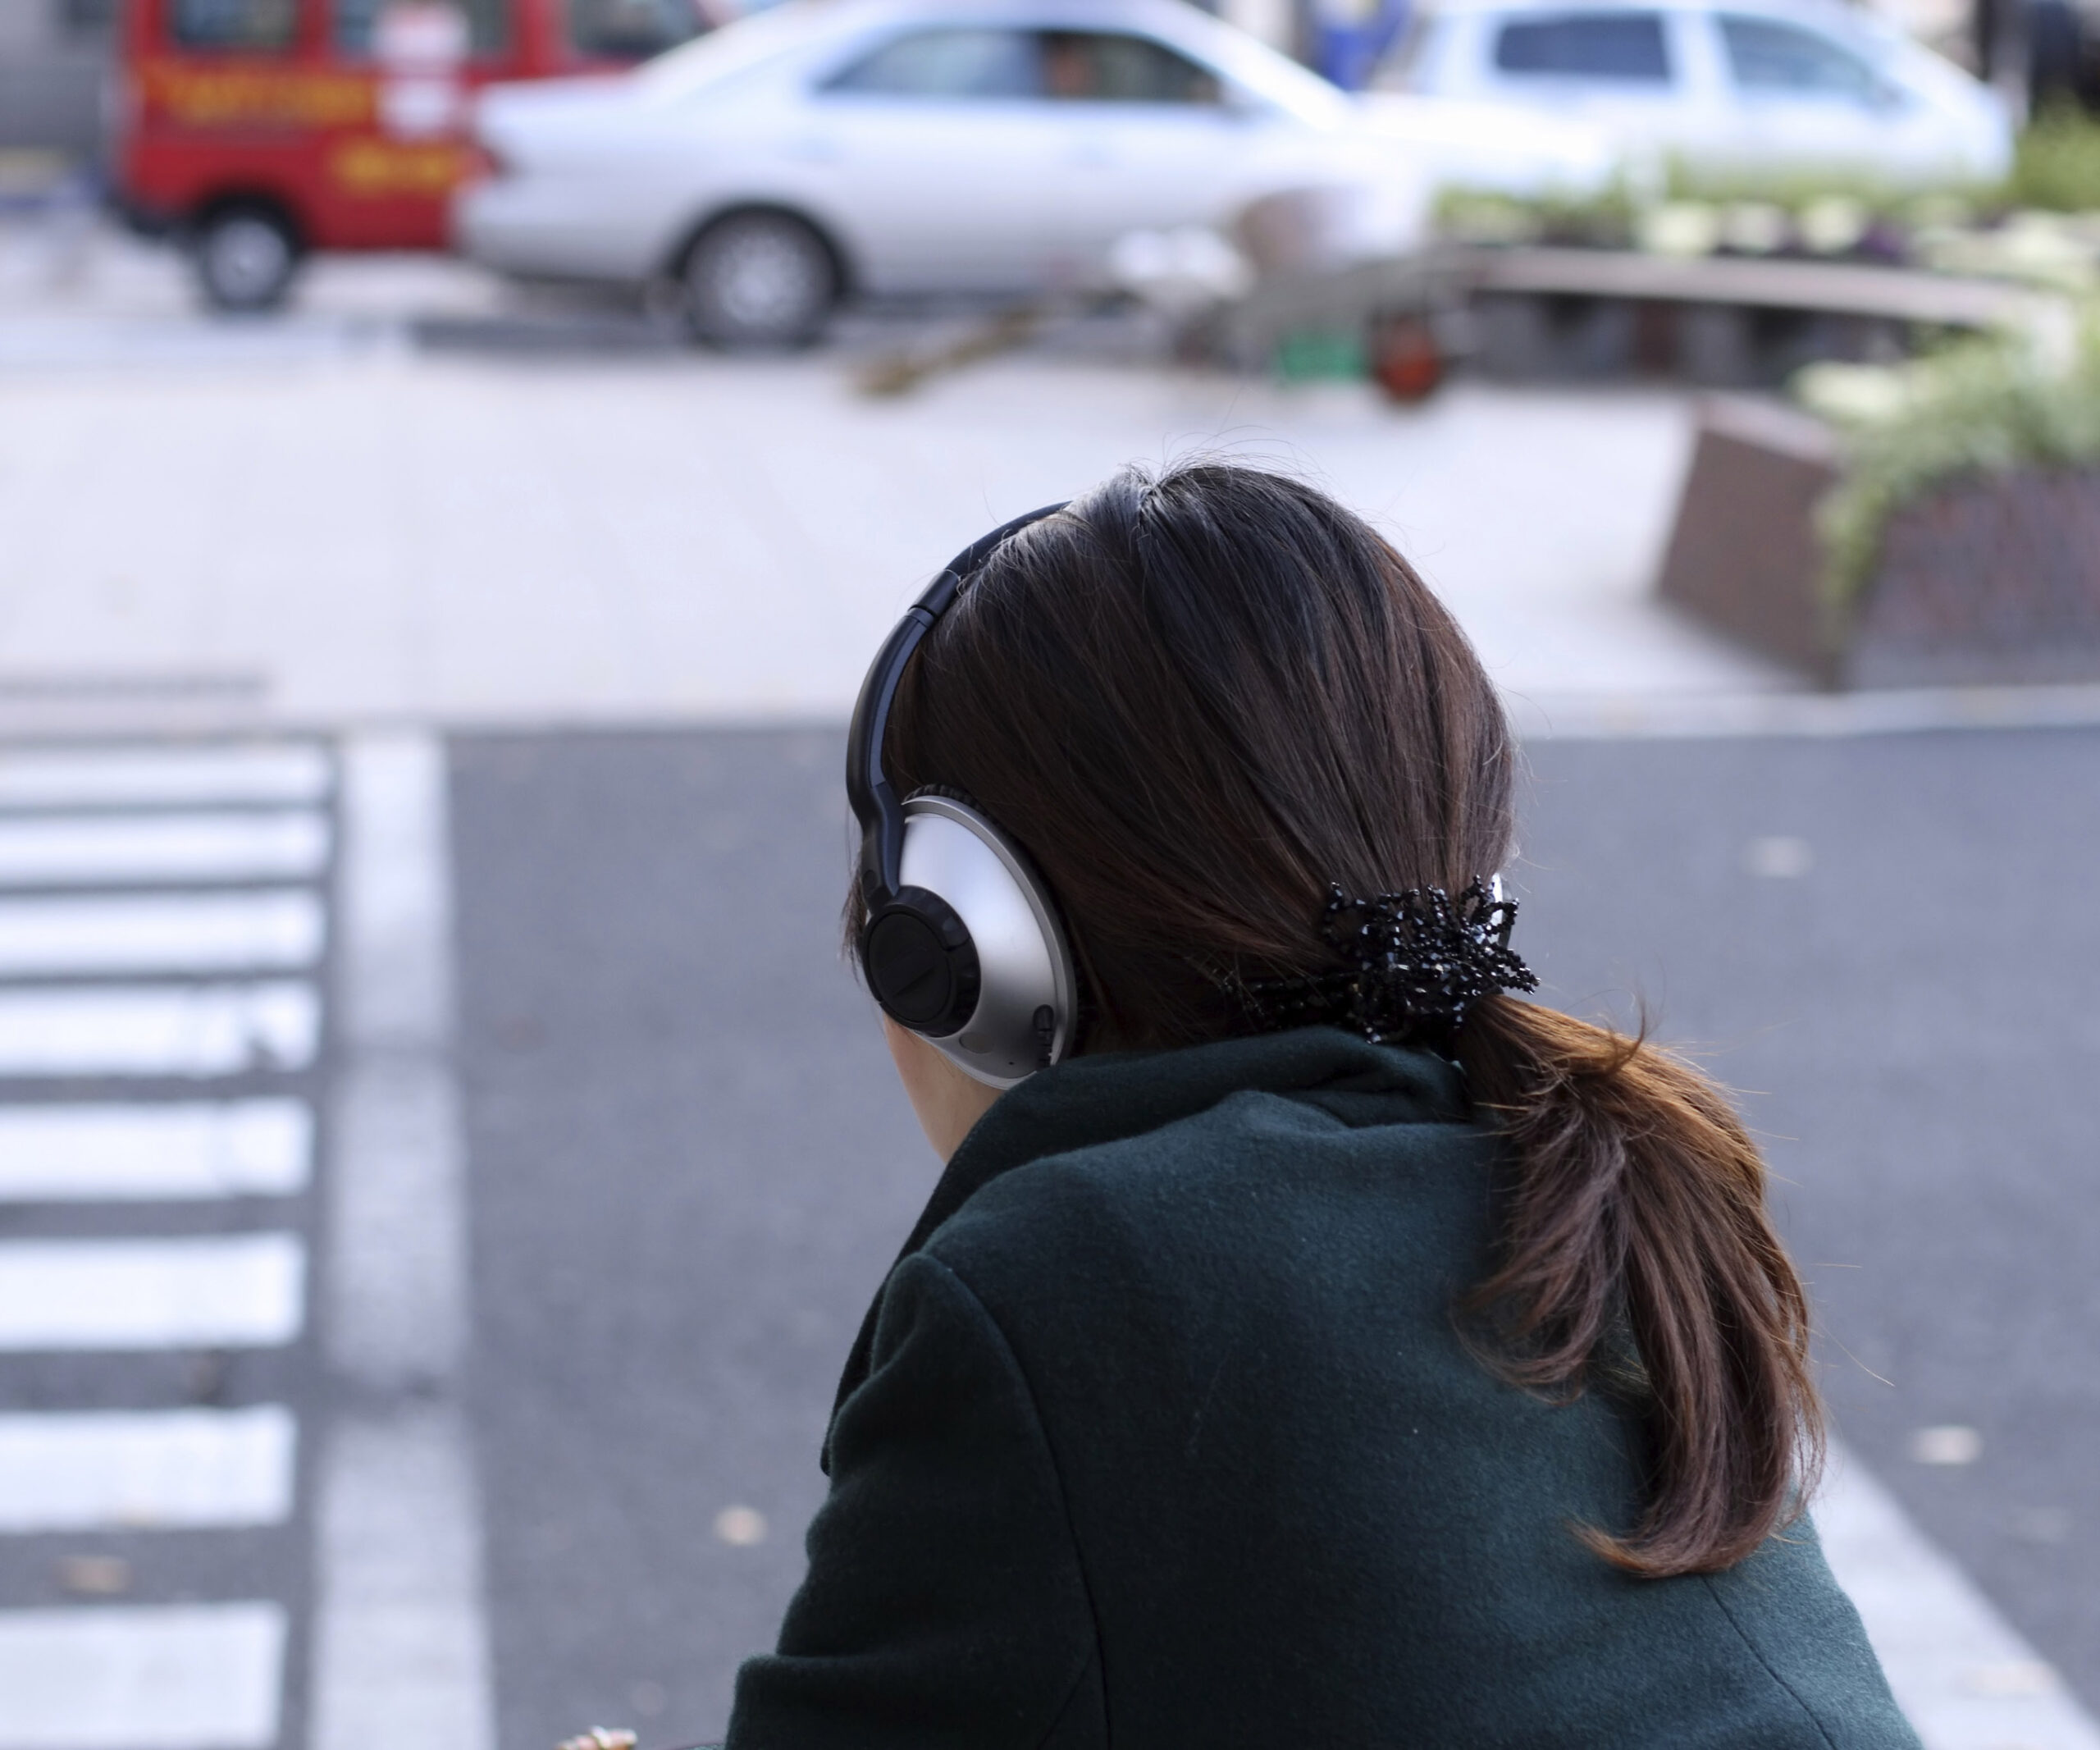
<box><xmin>333</xmin><ymin>0</ymin><xmax>507</xmax><ymax>59</ymax></box>
<box><xmin>1719</xmin><ymin>15</ymin><xmax>1880</xmax><ymax>99</ymax></box>
<box><xmin>568</xmin><ymin>0</ymin><xmax>705</xmax><ymax>59</ymax></box>
<box><xmin>825</xmin><ymin>27</ymin><xmax>1041</xmax><ymax>98</ymax></box>
<box><xmin>170</xmin><ymin>0</ymin><xmax>298</xmax><ymax>51</ymax></box>
<box><xmin>1492</xmin><ymin>11</ymin><xmax>1672</xmax><ymax>80</ymax></box>
<box><xmin>1042</xmin><ymin>32</ymin><xmax>1221</xmax><ymax>103</ymax></box>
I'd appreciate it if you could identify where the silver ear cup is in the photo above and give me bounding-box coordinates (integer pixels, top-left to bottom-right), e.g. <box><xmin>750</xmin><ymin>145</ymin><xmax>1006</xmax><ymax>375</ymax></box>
<box><xmin>896</xmin><ymin>794</ymin><xmax>1075</xmax><ymax>1089</ymax></box>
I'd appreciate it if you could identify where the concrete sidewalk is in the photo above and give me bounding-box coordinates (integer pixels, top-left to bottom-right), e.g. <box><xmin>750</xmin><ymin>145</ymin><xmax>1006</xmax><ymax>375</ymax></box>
<box><xmin>0</xmin><ymin>209</ymin><xmax>1806</xmax><ymax>729</ymax></box>
<box><xmin>0</xmin><ymin>336</ymin><xmax>1787</xmax><ymax>733</ymax></box>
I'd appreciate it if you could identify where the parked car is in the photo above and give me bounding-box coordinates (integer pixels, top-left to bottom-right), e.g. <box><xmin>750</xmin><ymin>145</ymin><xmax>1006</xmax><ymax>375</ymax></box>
<box><xmin>116</xmin><ymin>0</ymin><xmax>719</xmax><ymax>311</ymax></box>
<box><xmin>1373</xmin><ymin>0</ymin><xmax>2013</xmax><ymax>188</ymax></box>
<box><xmin>455</xmin><ymin>0</ymin><xmax>1611</xmax><ymax>345</ymax></box>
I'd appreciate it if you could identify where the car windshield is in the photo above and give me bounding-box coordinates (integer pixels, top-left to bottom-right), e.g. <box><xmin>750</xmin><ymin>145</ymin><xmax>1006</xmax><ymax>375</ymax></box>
<box><xmin>632</xmin><ymin>0</ymin><xmax>847</xmax><ymax>95</ymax></box>
<box><xmin>1370</xmin><ymin>11</ymin><xmax>1441</xmax><ymax>89</ymax></box>
<box><xmin>1176</xmin><ymin>12</ymin><xmax>1351</xmax><ymax>122</ymax></box>
<box><xmin>1719</xmin><ymin>14</ymin><xmax>1881</xmax><ymax>100</ymax></box>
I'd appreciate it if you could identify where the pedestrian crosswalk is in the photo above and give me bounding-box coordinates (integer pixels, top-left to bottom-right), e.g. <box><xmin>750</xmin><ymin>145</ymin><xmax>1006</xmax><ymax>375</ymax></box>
<box><xmin>0</xmin><ymin>739</ymin><xmax>331</xmax><ymax>1750</ymax></box>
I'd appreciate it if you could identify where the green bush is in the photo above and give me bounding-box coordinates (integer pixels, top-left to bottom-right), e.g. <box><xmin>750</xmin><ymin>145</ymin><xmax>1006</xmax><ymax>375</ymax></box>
<box><xmin>2007</xmin><ymin>107</ymin><xmax>2100</xmax><ymax>212</ymax></box>
<box><xmin>1796</xmin><ymin>314</ymin><xmax>2100</xmax><ymax>620</ymax></box>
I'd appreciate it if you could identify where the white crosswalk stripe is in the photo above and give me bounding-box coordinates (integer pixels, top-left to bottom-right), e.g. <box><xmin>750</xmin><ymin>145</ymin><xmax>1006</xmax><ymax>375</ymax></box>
<box><xmin>0</xmin><ymin>742</ymin><xmax>331</xmax><ymax>1750</ymax></box>
<box><xmin>0</xmin><ymin>1235</ymin><xmax>305</xmax><ymax>1351</ymax></box>
<box><xmin>0</xmin><ymin>891</ymin><xmax>324</xmax><ymax>976</ymax></box>
<box><xmin>0</xmin><ymin>1101</ymin><xmax>310</xmax><ymax>1201</ymax></box>
<box><xmin>0</xmin><ymin>1407</ymin><xmax>296</xmax><ymax>1533</ymax></box>
<box><xmin>0</xmin><ymin>982</ymin><xmax>319</xmax><ymax>1077</ymax></box>
<box><xmin>0</xmin><ymin>1603</ymin><xmax>286</xmax><ymax>1749</ymax></box>
<box><xmin>0</xmin><ymin>747</ymin><xmax>331</xmax><ymax>809</ymax></box>
<box><xmin>0</xmin><ymin>811</ymin><xmax>330</xmax><ymax>887</ymax></box>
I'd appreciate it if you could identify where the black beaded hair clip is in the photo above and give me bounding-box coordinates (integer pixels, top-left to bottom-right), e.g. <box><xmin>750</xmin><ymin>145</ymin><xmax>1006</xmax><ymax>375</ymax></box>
<box><xmin>1230</xmin><ymin>879</ymin><xmax>1539</xmax><ymax>1044</ymax></box>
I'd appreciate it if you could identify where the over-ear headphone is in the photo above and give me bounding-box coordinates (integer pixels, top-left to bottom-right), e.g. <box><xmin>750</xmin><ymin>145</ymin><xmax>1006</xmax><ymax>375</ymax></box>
<box><xmin>847</xmin><ymin>505</ymin><xmax>1078</xmax><ymax>1090</ymax></box>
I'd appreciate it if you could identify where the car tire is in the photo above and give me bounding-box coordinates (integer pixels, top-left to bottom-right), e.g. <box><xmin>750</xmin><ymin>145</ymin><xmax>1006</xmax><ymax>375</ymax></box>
<box><xmin>193</xmin><ymin>206</ymin><xmax>300</xmax><ymax>313</ymax></box>
<box><xmin>682</xmin><ymin>211</ymin><xmax>838</xmax><ymax>350</ymax></box>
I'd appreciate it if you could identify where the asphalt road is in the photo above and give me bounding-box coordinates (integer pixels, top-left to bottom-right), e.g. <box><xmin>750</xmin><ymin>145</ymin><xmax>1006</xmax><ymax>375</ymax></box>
<box><xmin>447</xmin><ymin>723</ymin><xmax>2100</xmax><ymax>1747</ymax></box>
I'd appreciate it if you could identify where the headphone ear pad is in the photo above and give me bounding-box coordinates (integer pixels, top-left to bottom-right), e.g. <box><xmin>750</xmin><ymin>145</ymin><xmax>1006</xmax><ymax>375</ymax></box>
<box><xmin>872</xmin><ymin>793</ymin><xmax>1078</xmax><ymax>1088</ymax></box>
<box><xmin>864</xmin><ymin>889</ymin><xmax>981</xmax><ymax>1035</ymax></box>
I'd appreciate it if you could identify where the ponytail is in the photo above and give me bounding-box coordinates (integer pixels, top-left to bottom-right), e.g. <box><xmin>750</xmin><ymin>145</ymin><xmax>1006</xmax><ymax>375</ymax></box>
<box><xmin>1455</xmin><ymin>998</ymin><xmax>1823</xmax><ymax>1578</ymax></box>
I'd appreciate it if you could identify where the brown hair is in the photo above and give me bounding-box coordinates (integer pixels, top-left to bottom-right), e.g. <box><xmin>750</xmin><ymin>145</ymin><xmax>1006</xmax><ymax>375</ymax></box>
<box><xmin>852</xmin><ymin>460</ymin><xmax>1820</xmax><ymax>1578</ymax></box>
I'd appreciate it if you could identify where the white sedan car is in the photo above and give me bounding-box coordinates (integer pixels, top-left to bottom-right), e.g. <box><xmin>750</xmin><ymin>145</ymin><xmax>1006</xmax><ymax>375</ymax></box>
<box><xmin>457</xmin><ymin>0</ymin><xmax>1609</xmax><ymax>345</ymax></box>
<box><xmin>1376</xmin><ymin>0</ymin><xmax>2011</xmax><ymax>189</ymax></box>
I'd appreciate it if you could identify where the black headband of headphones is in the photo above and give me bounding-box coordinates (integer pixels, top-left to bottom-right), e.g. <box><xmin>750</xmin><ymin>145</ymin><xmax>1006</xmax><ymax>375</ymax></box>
<box><xmin>846</xmin><ymin>502</ymin><xmax>1069</xmax><ymax>911</ymax></box>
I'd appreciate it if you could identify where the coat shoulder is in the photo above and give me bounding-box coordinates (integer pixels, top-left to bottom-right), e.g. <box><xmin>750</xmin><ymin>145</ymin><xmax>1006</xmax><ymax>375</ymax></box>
<box><xmin>922</xmin><ymin>1085</ymin><xmax>1500</xmax><ymax>1327</ymax></box>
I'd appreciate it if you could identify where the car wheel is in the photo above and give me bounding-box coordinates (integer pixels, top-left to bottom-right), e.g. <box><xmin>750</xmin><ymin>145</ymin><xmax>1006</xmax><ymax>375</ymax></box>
<box><xmin>194</xmin><ymin>207</ymin><xmax>299</xmax><ymax>313</ymax></box>
<box><xmin>683</xmin><ymin>212</ymin><xmax>838</xmax><ymax>350</ymax></box>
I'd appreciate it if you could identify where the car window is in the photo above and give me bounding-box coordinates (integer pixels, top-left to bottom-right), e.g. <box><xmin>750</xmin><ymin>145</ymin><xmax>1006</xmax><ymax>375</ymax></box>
<box><xmin>1041</xmin><ymin>32</ymin><xmax>1221</xmax><ymax>103</ymax></box>
<box><xmin>169</xmin><ymin>0</ymin><xmax>298</xmax><ymax>52</ymax></box>
<box><xmin>824</xmin><ymin>27</ymin><xmax>1042</xmax><ymax>98</ymax></box>
<box><xmin>1492</xmin><ymin>11</ymin><xmax>1672</xmax><ymax>81</ymax></box>
<box><xmin>1719</xmin><ymin>15</ymin><xmax>1880</xmax><ymax>100</ymax></box>
<box><xmin>568</xmin><ymin>0</ymin><xmax>705</xmax><ymax>59</ymax></box>
<box><xmin>333</xmin><ymin>0</ymin><xmax>507</xmax><ymax>59</ymax></box>
<box><xmin>1371</xmin><ymin>13</ymin><xmax>1443</xmax><ymax>89</ymax></box>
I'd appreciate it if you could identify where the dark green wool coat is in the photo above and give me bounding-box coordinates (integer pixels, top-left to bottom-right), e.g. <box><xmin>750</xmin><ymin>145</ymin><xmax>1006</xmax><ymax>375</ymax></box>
<box><xmin>727</xmin><ymin>1027</ymin><xmax>1916</xmax><ymax>1750</ymax></box>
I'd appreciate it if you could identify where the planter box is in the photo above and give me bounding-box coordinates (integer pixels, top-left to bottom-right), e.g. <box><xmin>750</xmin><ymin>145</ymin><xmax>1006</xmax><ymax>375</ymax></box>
<box><xmin>1657</xmin><ymin>395</ymin><xmax>2100</xmax><ymax>688</ymax></box>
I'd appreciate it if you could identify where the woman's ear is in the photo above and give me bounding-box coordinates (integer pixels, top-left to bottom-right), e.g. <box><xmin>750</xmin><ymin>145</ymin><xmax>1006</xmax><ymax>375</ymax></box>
<box><xmin>881</xmin><ymin>1014</ymin><xmax>1002</xmax><ymax>1162</ymax></box>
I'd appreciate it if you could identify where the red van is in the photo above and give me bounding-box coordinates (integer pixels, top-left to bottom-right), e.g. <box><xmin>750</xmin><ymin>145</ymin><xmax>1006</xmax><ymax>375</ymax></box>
<box><xmin>114</xmin><ymin>0</ymin><xmax>714</xmax><ymax>309</ymax></box>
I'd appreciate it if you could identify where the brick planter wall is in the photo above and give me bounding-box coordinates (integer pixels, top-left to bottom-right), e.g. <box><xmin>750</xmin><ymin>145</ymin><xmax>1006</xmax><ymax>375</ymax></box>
<box><xmin>1851</xmin><ymin>467</ymin><xmax>2100</xmax><ymax>687</ymax></box>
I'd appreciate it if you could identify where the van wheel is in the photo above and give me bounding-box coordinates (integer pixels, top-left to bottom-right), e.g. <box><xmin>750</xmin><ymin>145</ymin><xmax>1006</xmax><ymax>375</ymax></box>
<box><xmin>682</xmin><ymin>212</ymin><xmax>838</xmax><ymax>350</ymax></box>
<box><xmin>193</xmin><ymin>207</ymin><xmax>299</xmax><ymax>313</ymax></box>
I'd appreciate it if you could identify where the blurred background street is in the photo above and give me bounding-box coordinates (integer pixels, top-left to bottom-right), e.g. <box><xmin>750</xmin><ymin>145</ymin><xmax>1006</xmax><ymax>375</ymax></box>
<box><xmin>3</xmin><ymin>0</ymin><xmax>2100</xmax><ymax>1740</ymax></box>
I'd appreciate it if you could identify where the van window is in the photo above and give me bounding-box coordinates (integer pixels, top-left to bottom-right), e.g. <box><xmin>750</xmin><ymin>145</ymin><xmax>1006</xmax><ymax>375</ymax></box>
<box><xmin>1040</xmin><ymin>33</ymin><xmax>1221</xmax><ymax>103</ymax></box>
<box><xmin>1719</xmin><ymin>15</ymin><xmax>1880</xmax><ymax>100</ymax></box>
<box><xmin>824</xmin><ymin>28</ymin><xmax>1041</xmax><ymax>98</ymax></box>
<box><xmin>170</xmin><ymin>0</ymin><xmax>298</xmax><ymax>52</ymax></box>
<box><xmin>1492</xmin><ymin>11</ymin><xmax>1672</xmax><ymax>80</ymax></box>
<box><xmin>333</xmin><ymin>0</ymin><xmax>506</xmax><ymax>58</ymax></box>
<box><xmin>568</xmin><ymin>0</ymin><xmax>705</xmax><ymax>59</ymax></box>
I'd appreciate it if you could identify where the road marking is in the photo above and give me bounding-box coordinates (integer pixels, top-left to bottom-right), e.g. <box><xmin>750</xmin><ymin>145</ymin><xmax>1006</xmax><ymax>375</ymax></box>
<box><xmin>0</xmin><ymin>981</ymin><xmax>318</xmax><ymax>1076</ymax></box>
<box><xmin>0</xmin><ymin>1099</ymin><xmax>310</xmax><ymax>1201</ymax></box>
<box><xmin>0</xmin><ymin>745</ymin><xmax>330</xmax><ymax>809</ymax></box>
<box><xmin>0</xmin><ymin>890</ymin><xmax>323</xmax><ymax>976</ymax></box>
<box><xmin>313</xmin><ymin>1407</ymin><xmax>494</xmax><ymax>1750</ymax></box>
<box><xmin>0</xmin><ymin>811</ymin><xmax>330</xmax><ymax>886</ymax></box>
<box><xmin>0</xmin><ymin>1602</ymin><xmax>285</xmax><ymax>1749</ymax></box>
<box><xmin>1819</xmin><ymin>1441</ymin><xmax>2100</xmax><ymax>1750</ymax></box>
<box><xmin>0</xmin><ymin>1405</ymin><xmax>294</xmax><ymax>1532</ymax></box>
<box><xmin>311</xmin><ymin>733</ymin><xmax>494</xmax><ymax>1750</ymax></box>
<box><xmin>0</xmin><ymin>1234</ymin><xmax>304</xmax><ymax>1350</ymax></box>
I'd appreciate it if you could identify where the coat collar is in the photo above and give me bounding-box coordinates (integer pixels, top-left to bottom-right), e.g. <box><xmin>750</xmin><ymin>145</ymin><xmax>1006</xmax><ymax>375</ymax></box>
<box><xmin>824</xmin><ymin>1027</ymin><xmax>1469</xmax><ymax>1467</ymax></box>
